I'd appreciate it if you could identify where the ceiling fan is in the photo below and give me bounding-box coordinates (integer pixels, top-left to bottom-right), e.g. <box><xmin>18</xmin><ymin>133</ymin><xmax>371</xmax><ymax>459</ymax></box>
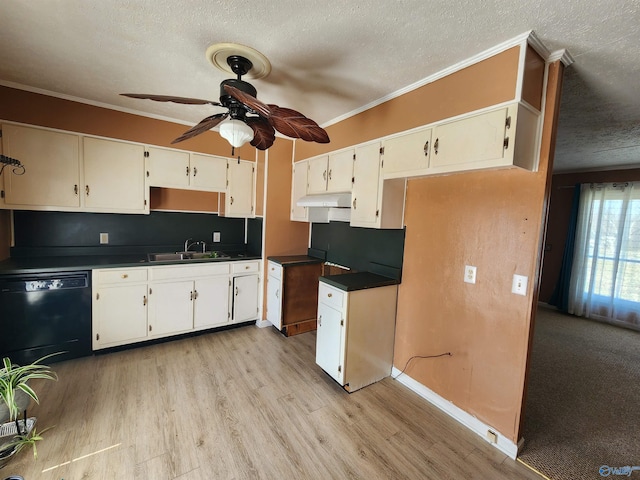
<box><xmin>122</xmin><ymin>44</ymin><xmax>330</xmax><ymax>153</ymax></box>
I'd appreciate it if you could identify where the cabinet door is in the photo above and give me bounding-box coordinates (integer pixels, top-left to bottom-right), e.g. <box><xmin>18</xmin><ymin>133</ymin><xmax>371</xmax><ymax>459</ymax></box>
<box><xmin>327</xmin><ymin>150</ymin><xmax>354</xmax><ymax>193</ymax></box>
<box><xmin>431</xmin><ymin>108</ymin><xmax>508</xmax><ymax>170</ymax></box>
<box><xmin>290</xmin><ymin>160</ymin><xmax>308</xmax><ymax>222</ymax></box>
<box><xmin>232</xmin><ymin>274</ymin><xmax>259</xmax><ymax>323</ymax></box>
<box><xmin>148</xmin><ymin>281</ymin><xmax>194</xmax><ymax>337</ymax></box>
<box><xmin>194</xmin><ymin>276</ymin><xmax>230</xmax><ymax>329</ymax></box>
<box><xmin>350</xmin><ymin>143</ymin><xmax>381</xmax><ymax>228</ymax></box>
<box><xmin>94</xmin><ymin>284</ymin><xmax>148</xmax><ymax>348</ymax></box>
<box><xmin>147</xmin><ymin>146</ymin><xmax>190</xmax><ymax>188</ymax></box>
<box><xmin>381</xmin><ymin>127</ymin><xmax>432</xmax><ymax>178</ymax></box>
<box><xmin>83</xmin><ymin>137</ymin><xmax>147</xmax><ymax>212</ymax></box>
<box><xmin>307</xmin><ymin>155</ymin><xmax>328</xmax><ymax>194</ymax></box>
<box><xmin>2</xmin><ymin>124</ymin><xmax>81</xmax><ymax>208</ymax></box>
<box><xmin>316</xmin><ymin>302</ymin><xmax>345</xmax><ymax>384</ymax></box>
<box><xmin>266</xmin><ymin>274</ymin><xmax>282</xmax><ymax>328</ymax></box>
<box><xmin>190</xmin><ymin>153</ymin><xmax>227</xmax><ymax>191</ymax></box>
<box><xmin>225</xmin><ymin>160</ymin><xmax>254</xmax><ymax>217</ymax></box>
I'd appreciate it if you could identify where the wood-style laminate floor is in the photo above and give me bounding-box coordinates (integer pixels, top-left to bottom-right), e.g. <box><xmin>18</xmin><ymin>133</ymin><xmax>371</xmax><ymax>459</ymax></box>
<box><xmin>4</xmin><ymin>325</ymin><xmax>542</xmax><ymax>479</ymax></box>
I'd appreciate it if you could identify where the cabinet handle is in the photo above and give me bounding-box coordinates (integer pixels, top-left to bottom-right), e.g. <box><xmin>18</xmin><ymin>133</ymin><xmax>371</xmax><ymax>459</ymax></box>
<box><xmin>149</xmin><ymin>325</ymin><xmax>152</xmax><ymax>332</ymax></box>
<box><xmin>235</xmin><ymin>286</ymin><xmax>239</xmax><ymax>296</ymax></box>
<box><xmin>423</xmin><ymin>140</ymin><xmax>429</xmax><ymax>156</ymax></box>
<box><xmin>194</xmin><ymin>290</ymin><xmax>198</xmax><ymax>299</ymax></box>
<box><xmin>318</xmin><ymin>314</ymin><xmax>322</xmax><ymax>326</ymax></box>
<box><xmin>434</xmin><ymin>138</ymin><xmax>439</xmax><ymax>155</ymax></box>
<box><xmin>245</xmin><ymin>265</ymin><xmax>250</xmax><ymax>270</ymax></box>
<box><xmin>352</xmin><ymin>198</ymin><xmax>357</xmax><ymax>209</ymax></box>
<box><xmin>193</xmin><ymin>167</ymin><xmax>198</xmax><ymax>177</ymax></box>
<box><xmin>186</xmin><ymin>166</ymin><xmax>190</xmax><ymax>176</ymax></box>
<box><xmin>327</xmin><ymin>293</ymin><xmax>332</xmax><ymax>298</ymax></box>
<box><xmin>190</xmin><ymin>291</ymin><xmax>193</xmax><ymax>301</ymax></box>
<box><xmin>121</xmin><ymin>274</ymin><xmax>128</xmax><ymax>279</ymax></box>
<box><xmin>85</xmin><ymin>185</ymin><xmax>90</xmax><ymax>196</ymax></box>
<box><xmin>275</xmin><ymin>289</ymin><xmax>279</xmax><ymax>299</ymax></box>
<box><xmin>74</xmin><ymin>184</ymin><xmax>78</xmax><ymax>195</ymax></box>
<box><xmin>323</xmin><ymin>170</ymin><xmax>327</xmax><ymax>181</ymax></box>
<box><xmin>230</xmin><ymin>196</ymin><xmax>234</xmax><ymax>205</ymax></box>
<box><xmin>143</xmin><ymin>295</ymin><xmax>147</xmax><ymax>306</ymax></box>
<box><xmin>328</xmin><ymin>169</ymin><xmax>332</xmax><ymax>180</ymax></box>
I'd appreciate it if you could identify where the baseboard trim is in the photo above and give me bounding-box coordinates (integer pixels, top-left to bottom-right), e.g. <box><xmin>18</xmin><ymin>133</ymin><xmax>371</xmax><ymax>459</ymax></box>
<box><xmin>255</xmin><ymin>319</ymin><xmax>271</xmax><ymax>328</ymax></box>
<box><xmin>391</xmin><ymin>367</ymin><xmax>519</xmax><ymax>459</ymax></box>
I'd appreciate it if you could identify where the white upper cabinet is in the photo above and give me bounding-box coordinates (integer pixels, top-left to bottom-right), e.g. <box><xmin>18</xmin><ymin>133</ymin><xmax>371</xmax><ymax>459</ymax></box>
<box><xmin>307</xmin><ymin>149</ymin><xmax>354</xmax><ymax>194</ymax></box>
<box><xmin>147</xmin><ymin>147</ymin><xmax>227</xmax><ymax>192</ymax></box>
<box><xmin>429</xmin><ymin>103</ymin><xmax>539</xmax><ymax>174</ymax></box>
<box><xmin>381</xmin><ymin>126</ymin><xmax>432</xmax><ymax>179</ymax></box>
<box><xmin>190</xmin><ymin>153</ymin><xmax>228</xmax><ymax>191</ymax></box>
<box><xmin>290</xmin><ymin>160</ymin><xmax>309</xmax><ymax>222</ymax></box>
<box><xmin>83</xmin><ymin>137</ymin><xmax>148</xmax><ymax>213</ymax></box>
<box><xmin>224</xmin><ymin>159</ymin><xmax>255</xmax><ymax>218</ymax></box>
<box><xmin>1</xmin><ymin>124</ymin><xmax>81</xmax><ymax>208</ymax></box>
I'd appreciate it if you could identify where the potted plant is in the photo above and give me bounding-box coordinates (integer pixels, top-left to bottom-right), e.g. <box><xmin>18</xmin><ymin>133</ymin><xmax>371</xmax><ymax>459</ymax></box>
<box><xmin>0</xmin><ymin>355</ymin><xmax>58</xmax><ymax>468</ymax></box>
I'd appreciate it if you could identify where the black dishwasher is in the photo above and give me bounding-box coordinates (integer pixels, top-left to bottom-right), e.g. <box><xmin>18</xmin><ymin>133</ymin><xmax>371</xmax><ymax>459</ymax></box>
<box><xmin>0</xmin><ymin>271</ymin><xmax>92</xmax><ymax>365</ymax></box>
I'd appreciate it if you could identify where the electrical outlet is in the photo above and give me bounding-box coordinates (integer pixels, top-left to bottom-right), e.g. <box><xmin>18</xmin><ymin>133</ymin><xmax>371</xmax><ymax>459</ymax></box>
<box><xmin>512</xmin><ymin>274</ymin><xmax>528</xmax><ymax>295</ymax></box>
<box><xmin>213</xmin><ymin>232</ymin><xmax>221</xmax><ymax>243</ymax></box>
<box><xmin>99</xmin><ymin>232</ymin><xmax>109</xmax><ymax>244</ymax></box>
<box><xmin>464</xmin><ymin>265</ymin><xmax>477</xmax><ymax>284</ymax></box>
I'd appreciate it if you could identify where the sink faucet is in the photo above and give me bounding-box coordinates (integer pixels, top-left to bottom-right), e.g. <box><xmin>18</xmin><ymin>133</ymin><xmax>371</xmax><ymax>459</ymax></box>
<box><xmin>184</xmin><ymin>238</ymin><xmax>207</xmax><ymax>253</ymax></box>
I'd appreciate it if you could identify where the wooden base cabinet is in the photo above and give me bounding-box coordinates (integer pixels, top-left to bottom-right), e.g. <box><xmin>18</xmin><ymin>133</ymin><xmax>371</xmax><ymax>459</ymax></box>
<box><xmin>315</xmin><ymin>281</ymin><xmax>397</xmax><ymax>392</ymax></box>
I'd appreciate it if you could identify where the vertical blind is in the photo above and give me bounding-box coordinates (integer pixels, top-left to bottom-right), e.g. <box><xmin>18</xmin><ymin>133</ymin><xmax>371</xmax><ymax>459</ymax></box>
<box><xmin>568</xmin><ymin>182</ymin><xmax>640</xmax><ymax>330</ymax></box>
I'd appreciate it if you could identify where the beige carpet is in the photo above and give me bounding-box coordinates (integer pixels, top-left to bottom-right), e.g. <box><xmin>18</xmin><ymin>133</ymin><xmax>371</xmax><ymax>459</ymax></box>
<box><xmin>519</xmin><ymin>305</ymin><xmax>640</xmax><ymax>480</ymax></box>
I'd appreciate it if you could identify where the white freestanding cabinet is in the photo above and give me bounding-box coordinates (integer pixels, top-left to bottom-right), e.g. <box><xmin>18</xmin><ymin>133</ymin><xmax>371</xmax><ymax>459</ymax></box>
<box><xmin>316</xmin><ymin>281</ymin><xmax>398</xmax><ymax>392</ymax></box>
<box><xmin>266</xmin><ymin>261</ymin><xmax>283</xmax><ymax>328</ymax></box>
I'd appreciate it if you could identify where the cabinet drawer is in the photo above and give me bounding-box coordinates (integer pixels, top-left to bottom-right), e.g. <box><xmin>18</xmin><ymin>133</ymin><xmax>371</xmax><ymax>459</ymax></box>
<box><xmin>150</xmin><ymin>263</ymin><xmax>230</xmax><ymax>281</ymax></box>
<box><xmin>96</xmin><ymin>268</ymin><xmax>148</xmax><ymax>284</ymax></box>
<box><xmin>232</xmin><ymin>261</ymin><xmax>260</xmax><ymax>274</ymax></box>
<box><xmin>318</xmin><ymin>282</ymin><xmax>344</xmax><ymax>310</ymax></box>
<box><xmin>267</xmin><ymin>261</ymin><xmax>282</xmax><ymax>280</ymax></box>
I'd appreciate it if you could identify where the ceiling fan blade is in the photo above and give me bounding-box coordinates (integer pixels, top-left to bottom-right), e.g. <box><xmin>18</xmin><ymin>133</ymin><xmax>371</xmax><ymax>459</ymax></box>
<box><xmin>171</xmin><ymin>113</ymin><xmax>229</xmax><ymax>144</ymax></box>
<box><xmin>246</xmin><ymin>117</ymin><xmax>276</xmax><ymax>150</ymax></box>
<box><xmin>223</xmin><ymin>85</ymin><xmax>272</xmax><ymax>118</ymax></box>
<box><xmin>268</xmin><ymin>105</ymin><xmax>330</xmax><ymax>144</ymax></box>
<box><xmin>121</xmin><ymin>93</ymin><xmax>221</xmax><ymax>107</ymax></box>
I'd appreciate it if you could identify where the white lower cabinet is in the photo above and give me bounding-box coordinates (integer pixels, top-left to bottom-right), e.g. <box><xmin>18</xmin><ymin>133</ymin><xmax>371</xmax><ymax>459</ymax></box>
<box><xmin>92</xmin><ymin>268</ymin><xmax>149</xmax><ymax>350</ymax></box>
<box><xmin>93</xmin><ymin>261</ymin><xmax>258</xmax><ymax>350</ymax></box>
<box><xmin>231</xmin><ymin>261</ymin><xmax>260</xmax><ymax>323</ymax></box>
<box><xmin>315</xmin><ymin>281</ymin><xmax>398</xmax><ymax>392</ymax></box>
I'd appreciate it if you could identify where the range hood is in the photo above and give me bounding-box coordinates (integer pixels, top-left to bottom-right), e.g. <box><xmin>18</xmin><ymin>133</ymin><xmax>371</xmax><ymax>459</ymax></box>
<box><xmin>296</xmin><ymin>192</ymin><xmax>352</xmax><ymax>208</ymax></box>
<box><xmin>296</xmin><ymin>192</ymin><xmax>352</xmax><ymax>223</ymax></box>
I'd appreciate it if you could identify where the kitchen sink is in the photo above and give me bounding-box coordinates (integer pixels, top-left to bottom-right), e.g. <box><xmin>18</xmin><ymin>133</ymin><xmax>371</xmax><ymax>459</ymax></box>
<box><xmin>147</xmin><ymin>251</ymin><xmax>230</xmax><ymax>262</ymax></box>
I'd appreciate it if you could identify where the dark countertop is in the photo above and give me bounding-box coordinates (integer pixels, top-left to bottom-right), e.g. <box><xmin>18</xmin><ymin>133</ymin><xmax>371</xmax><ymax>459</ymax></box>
<box><xmin>0</xmin><ymin>253</ymin><xmax>262</xmax><ymax>275</ymax></box>
<box><xmin>319</xmin><ymin>271</ymin><xmax>399</xmax><ymax>292</ymax></box>
<box><xmin>267</xmin><ymin>255</ymin><xmax>324</xmax><ymax>267</ymax></box>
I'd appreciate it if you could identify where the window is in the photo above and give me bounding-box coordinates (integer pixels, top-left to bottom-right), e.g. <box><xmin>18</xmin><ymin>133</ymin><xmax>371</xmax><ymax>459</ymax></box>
<box><xmin>569</xmin><ymin>183</ymin><xmax>640</xmax><ymax>329</ymax></box>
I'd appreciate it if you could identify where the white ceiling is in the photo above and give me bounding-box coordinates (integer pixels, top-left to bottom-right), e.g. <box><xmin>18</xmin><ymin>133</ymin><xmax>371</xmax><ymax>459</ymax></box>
<box><xmin>1</xmin><ymin>0</ymin><xmax>639</xmax><ymax>173</ymax></box>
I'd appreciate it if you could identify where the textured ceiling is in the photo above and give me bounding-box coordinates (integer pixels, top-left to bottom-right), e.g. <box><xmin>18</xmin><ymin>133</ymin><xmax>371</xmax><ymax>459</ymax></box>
<box><xmin>0</xmin><ymin>0</ymin><xmax>639</xmax><ymax>173</ymax></box>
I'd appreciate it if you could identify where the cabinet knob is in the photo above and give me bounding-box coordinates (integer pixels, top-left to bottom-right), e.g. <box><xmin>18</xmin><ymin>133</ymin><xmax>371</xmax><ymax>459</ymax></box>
<box><xmin>327</xmin><ymin>293</ymin><xmax>332</xmax><ymax>298</ymax></box>
<box><xmin>121</xmin><ymin>274</ymin><xmax>128</xmax><ymax>279</ymax></box>
<box><xmin>245</xmin><ymin>265</ymin><xmax>250</xmax><ymax>270</ymax></box>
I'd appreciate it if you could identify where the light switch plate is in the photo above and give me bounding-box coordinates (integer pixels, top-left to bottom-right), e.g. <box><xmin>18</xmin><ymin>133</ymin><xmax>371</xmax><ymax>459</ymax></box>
<box><xmin>512</xmin><ymin>274</ymin><xmax>528</xmax><ymax>295</ymax></box>
<box><xmin>464</xmin><ymin>265</ymin><xmax>477</xmax><ymax>284</ymax></box>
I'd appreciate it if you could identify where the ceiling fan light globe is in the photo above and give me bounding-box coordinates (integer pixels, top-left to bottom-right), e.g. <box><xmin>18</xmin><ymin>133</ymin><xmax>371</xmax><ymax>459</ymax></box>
<box><xmin>219</xmin><ymin>119</ymin><xmax>254</xmax><ymax>148</ymax></box>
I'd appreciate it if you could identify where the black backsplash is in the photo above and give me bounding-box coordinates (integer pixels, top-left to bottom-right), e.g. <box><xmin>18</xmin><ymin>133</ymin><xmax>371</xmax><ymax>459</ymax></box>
<box><xmin>311</xmin><ymin>222</ymin><xmax>405</xmax><ymax>273</ymax></box>
<box><xmin>12</xmin><ymin>210</ymin><xmax>258</xmax><ymax>257</ymax></box>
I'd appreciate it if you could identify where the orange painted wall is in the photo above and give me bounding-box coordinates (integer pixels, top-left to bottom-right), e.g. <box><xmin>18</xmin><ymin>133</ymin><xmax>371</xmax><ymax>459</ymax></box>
<box><xmin>294</xmin><ymin>47</ymin><xmax>520</xmax><ymax>160</ymax></box>
<box><xmin>307</xmin><ymin>45</ymin><xmax>564</xmax><ymax>442</ymax></box>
